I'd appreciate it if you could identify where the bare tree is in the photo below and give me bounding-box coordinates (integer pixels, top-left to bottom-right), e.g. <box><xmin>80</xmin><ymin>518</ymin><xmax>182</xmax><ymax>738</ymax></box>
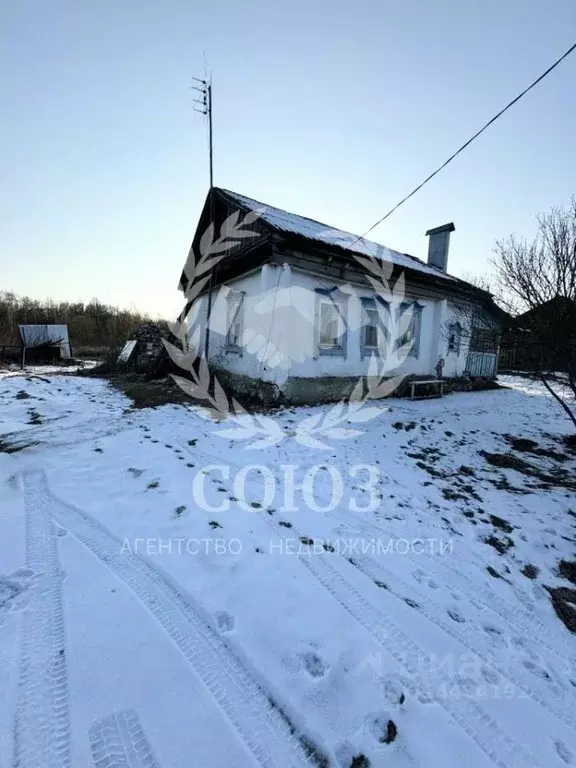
<box><xmin>493</xmin><ymin>198</ymin><xmax>576</xmax><ymax>429</ymax></box>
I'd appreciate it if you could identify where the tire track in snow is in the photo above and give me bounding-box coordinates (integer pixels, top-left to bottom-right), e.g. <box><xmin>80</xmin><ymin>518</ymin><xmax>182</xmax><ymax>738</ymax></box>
<box><xmin>349</xmin><ymin>552</ymin><xmax>576</xmax><ymax>732</ymax></box>
<box><xmin>300</xmin><ymin>550</ymin><xmax>546</xmax><ymax>768</ymax></box>
<box><xmin>253</xmin><ymin>502</ymin><xmax>545</xmax><ymax>768</ymax></box>
<box><xmin>14</xmin><ymin>469</ymin><xmax>70</xmax><ymax>768</ymax></box>
<box><xmin>331</xmin><ymin>506</ymin><xmax>576</xmax><ymax>670</ymax></box>
<box><xmin>28</xmin><ymin>471</ymin><xmax>326</xmax><ymax>768</ymax></box>
<box><xmin>89</xmin><ymin>709</ymin><xmax>161</xmax><ymax>768</ymax></box>
<box><xmin>335</xmin><ymin>434</ymin><xmax>576</xmax><ymax>669</ymax></box>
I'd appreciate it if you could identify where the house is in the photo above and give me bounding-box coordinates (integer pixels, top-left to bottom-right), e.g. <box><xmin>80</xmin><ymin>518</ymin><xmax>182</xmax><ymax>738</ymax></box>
<box><xmin>499</xmin><ymin>297</ymin><xmax>576</xmax><ymax>372</ymax></box>
<box><xmin>178</xmin><ymin>188</ymin><xmax>502</xmax><ymax>404</ymax></box>
<box><xmin>18</xmin><ymin>324</ymin><xmax>72</xmax><ymax>364</ymax></box>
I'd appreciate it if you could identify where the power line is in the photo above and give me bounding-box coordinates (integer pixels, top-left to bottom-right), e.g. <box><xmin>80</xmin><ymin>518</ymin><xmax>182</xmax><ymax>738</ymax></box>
<box><xmin>358</xmin><ymin>39</ymin><xmax>576</xmax><ymax>242</ymax></box>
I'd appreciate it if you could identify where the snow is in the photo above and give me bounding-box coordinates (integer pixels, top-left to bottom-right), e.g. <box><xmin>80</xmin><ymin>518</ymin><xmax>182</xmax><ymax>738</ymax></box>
<box><xmin>0</xmin><ymin>372</ymin><xmax>575</xmax><ymax>767</ymax></box>
<box><xmin>0</xmin><ymin>361</ymin><xmax>99</xmax><ymax>377</ymax></box>
<box><xmin>223</xmin><ymin>189</ymin><xmax>459</xmax><ymax>282</ymax></box>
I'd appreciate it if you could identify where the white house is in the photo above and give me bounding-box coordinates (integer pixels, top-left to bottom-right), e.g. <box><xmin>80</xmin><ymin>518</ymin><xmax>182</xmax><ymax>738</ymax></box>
<box><xmin>178</xmin><ymin>188</ymin><xmax>501</xmax><ymax>404</ymax></box>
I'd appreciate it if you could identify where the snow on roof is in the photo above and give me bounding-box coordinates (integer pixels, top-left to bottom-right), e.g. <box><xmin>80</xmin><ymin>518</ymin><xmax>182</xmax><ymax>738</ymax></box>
<box><xmin>221</xmin><ymin>189</ymin><xmax>457</xmax><ymax>282</ymax></box>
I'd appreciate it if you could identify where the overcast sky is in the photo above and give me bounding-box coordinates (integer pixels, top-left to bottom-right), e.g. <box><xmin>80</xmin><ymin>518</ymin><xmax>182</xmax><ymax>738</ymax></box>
<box><xmin>1</xmin><ymin>0</ymin><xmax>575</xmax><ymax>319</ymax></box>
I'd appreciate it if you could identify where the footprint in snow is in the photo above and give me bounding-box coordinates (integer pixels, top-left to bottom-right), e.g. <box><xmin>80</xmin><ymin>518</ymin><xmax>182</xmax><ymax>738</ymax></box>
<box><xmin>214</xmin><ymin>611</ymin><xmax>236</xmax><ymax>634</ymax></box>
<box><xmin>0</xmin><ymin>570</ymin><xmax>36</xmax><ymax>614</ymax></box>
<box><xmin>523</xmin><ymin>659</ymin><xmax>552</xmax><ymax>680</ymax></box>
<box><xmin>447</xmin><ymin>608</ymin><xmax>466</xmax><ymax>623</ymax></box>
<box><xmin>301</xmin><ymin>651</ymin><xmax>327</xmax><ymax>678</ymax></box>
<box><xmin>379</xmin><ymin>676</ymin><xmax>407</xmax><ymax>706</ymax></box>
<box><xmin>555</xmin><ymin>739</ymin><xmax>574</xmax><ymax>764</ymax></box>
<box><xmin>481</xmin><ymin>666</ymin><xmax>500</xmax><ymax>685</ymax></box>
<box><xmin>364</xmin><ymin>712</ymin><xmax>397</xmax><ymax>744</ymax></box>
<box><xmin>412</xmin><ymin>569</ymin><xmax>439</xmax><ymax>590</ymax></box>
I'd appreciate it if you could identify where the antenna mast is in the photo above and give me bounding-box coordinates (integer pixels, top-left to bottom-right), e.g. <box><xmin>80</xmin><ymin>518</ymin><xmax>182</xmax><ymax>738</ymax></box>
<box><xmin>192</xmin><ymin>74</ymin><xmax>215</xmax><ymax>358</ymax></box>
<box><xmin>191</xmin><ymin>75</ymin><xmax>213</xmax><ymax>188</ymax></box>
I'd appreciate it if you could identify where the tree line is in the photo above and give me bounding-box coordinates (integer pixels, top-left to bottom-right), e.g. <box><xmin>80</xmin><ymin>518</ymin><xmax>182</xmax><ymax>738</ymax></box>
<box><xmin>0</xmin><ymin>291</ymin><xmax>154</xmax><ymax>354</ymax></box>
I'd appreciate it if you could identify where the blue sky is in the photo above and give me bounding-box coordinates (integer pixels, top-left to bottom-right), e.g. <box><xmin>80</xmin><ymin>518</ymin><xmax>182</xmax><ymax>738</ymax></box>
<box><xmin>1</xmin><ymin>0</ymin><xmax>575</xmax><ymax>319</ymax></box>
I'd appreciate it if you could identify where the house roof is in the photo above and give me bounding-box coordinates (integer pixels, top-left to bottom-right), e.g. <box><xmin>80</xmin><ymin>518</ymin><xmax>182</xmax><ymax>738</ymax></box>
<box><xmin>220</xmin><ymin>189</ymin><xmax>459</xmax><ymax>283</ymax></box>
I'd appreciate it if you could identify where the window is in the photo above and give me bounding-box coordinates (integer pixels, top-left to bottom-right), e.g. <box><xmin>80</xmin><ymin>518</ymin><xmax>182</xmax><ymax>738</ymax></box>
<box><xmin>447</xmin><ymin>322</ymin><xmax>462</xmax><ymax>354</ymax></box>
<box><xmin>397</xmin><ymin>301</ymin><xmax>423</xmax><ymax>357</ymax></box>
<box><xmin>364</xmin><ymin>306</ymin><xmax>379</xmax><ymax>348</ymax></box>
<box><xmin>319</xmin><ymin>299</ymin><xmax>343</xmax><ymax>347</ymax></box>
<box><xmin>226</xmin><ymin>291</ymin><xmax>244</xmax><ymax>349</ymax></box>
<box><xmin>316</xmin><ymin>289</ymin><xmax>347</xmax><ymax>355</ymax></box>
<box><xmin>361</xmin><ymin>297</ymin><xmax>385</xmax><ymax>358</ymax></box>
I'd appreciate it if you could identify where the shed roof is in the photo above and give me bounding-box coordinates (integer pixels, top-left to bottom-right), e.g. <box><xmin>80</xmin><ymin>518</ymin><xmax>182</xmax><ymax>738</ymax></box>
<box><xmin>18</xmin><ymin>324</ymin><xmax>70</xmax><ymax>348</ymax></box>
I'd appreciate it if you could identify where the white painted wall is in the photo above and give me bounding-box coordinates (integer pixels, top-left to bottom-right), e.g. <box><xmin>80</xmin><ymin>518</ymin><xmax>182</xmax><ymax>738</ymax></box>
<box><xmin>285</xmin><ymin>269</ymin><xmax>441</xmax><ymax>379</ymax></box>
<box><xmin>184</xmin><ymin>266</ymin><xmax>467</xmax><ymax>386</ymax></box>
<box><xmin>441</xmin><ymin>302</ymin><xmax>472</xmax><ymax>377</ymax></box>
<box><xmin>184</xmin><ymin>266</ymin><xmax>293</xmax><ymax>387</ymax></box>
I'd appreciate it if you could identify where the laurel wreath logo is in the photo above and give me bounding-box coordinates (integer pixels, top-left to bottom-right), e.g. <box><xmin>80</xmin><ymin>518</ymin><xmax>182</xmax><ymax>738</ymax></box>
<box><xmin>164</xmin><ymin>209</ymin><xmax>414</xmax><ymax>450</ymax></box>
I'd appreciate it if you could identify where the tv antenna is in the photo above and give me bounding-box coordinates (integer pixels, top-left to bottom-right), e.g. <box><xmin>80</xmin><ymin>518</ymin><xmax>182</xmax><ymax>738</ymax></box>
<box><xmin>191</xmin><ymin>75</ymin><xmax>213</xmax><ymax>188</ymax></box>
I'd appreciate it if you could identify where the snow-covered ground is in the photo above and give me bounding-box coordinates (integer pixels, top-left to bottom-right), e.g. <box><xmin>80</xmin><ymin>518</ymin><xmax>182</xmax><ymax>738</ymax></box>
<box><xmin>0</xmin><ymin>373</ymin><xmax>575</xmax><ymax>768</ymax></box>
<box><xmin>0</xmin><ymin>360</ymin><xmax>100</xmax><ymax>377</ymax></box>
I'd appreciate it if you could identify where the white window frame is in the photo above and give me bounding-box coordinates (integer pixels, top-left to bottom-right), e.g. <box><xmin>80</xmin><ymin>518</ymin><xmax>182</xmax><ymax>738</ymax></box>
<box><xmin>361</xmin><ymin>297</ymin><xmax>389</xmax><ymax>358</ymax></box>
<box><xmin>363</xmin><ymin>305</ymin><xmax>379</xmax><ymax>349</ymax></box>
<box><xmin>397</xmin><ymin>301</ymin><xmax>423</xmax><ymax>358</ymax></box>
<box><xmin>226</xmin><ymin>290</ymin><xmax>244</xmax><ymax>351</ymax></box>
<box><xmin>315</xmin><ymin>290</ymin><xmax>347</xmax><ymax>356</ymax></box>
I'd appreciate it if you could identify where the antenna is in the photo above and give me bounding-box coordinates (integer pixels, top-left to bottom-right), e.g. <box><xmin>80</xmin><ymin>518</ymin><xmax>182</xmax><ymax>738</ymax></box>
<box><xmin>191</xmin><ymin>73</ymin><xmax>215</xmax><ymax>357</ymax></box>
<box><xmin>191</xmin><ymin>75</ymin><xmax>213</xmax><ymax>188</ymax></box>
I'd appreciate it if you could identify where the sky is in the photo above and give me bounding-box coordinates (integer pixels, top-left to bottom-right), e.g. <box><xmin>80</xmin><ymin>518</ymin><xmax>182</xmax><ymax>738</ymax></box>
<box><xmin>1</xmin><ymin>0</ymin><xmax>575</xmax><ymax>320</ymax></box>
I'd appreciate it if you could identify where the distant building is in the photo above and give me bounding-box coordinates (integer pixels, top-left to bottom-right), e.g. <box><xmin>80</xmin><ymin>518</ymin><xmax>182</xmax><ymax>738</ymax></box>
<box><xmin>18</xmin><ymin>324</ymin><xmax>72</xmax><ymax>363</ymax></box>
<box><xmin>499</xmin><ymin>297</ymin><xmax>576</xmax><ymax>372</ymax></box>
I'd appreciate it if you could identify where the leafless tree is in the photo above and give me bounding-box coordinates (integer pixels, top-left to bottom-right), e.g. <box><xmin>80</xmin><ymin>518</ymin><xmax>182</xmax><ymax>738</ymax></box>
<box><xmin>493</xmin><ymin>198</ymin><xmax>576</xmax><ymax>429</ymax></box>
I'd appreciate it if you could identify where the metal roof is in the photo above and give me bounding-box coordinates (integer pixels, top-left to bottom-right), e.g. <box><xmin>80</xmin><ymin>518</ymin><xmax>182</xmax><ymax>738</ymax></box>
<box><xmin>18</xmin><ymin>324</ymin><xmax>71</xmax><ymax>357</ymax></box>
<box><xmin>221</xmin><ymin>189</ymin><xmax>457</xmax><ymax>282</ymax></box>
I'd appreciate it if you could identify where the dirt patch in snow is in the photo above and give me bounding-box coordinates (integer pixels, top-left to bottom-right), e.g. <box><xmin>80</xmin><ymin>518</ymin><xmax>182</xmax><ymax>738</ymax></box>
<box><xmin>489</xmin><ymin>514</ymin><xmax>514</xmax><ymax>534</ymax></box>
<box><xmin>484</xmin><ymin>534</ymin><xmax>515</xmax><ymax>555</ymax></box>
<box><xmin>503</xmin><ymin>434</ymin><xmax>568</xmax><ymax>462</ymax></box>
<box><xmin>521</xmin><ymin>564</ymin><xmax>539</xmax><ymax>580</ymax></box>
<box><xmin>558</xmin><ymin>559</ymin><xmax>576</xmax><ymax>585</ymax></box>
<box><xmin>111</xmin><ymin>376</ymin><xmax>194</xmax><ymax>409</ymax></box>
<box><xmin>480</xmin><ymin>450</ymin><xmax>576</xmax><ymax>490</ymax></box>
<box><xmin>546</xmin><ymin>586</ymin><xmax>576</xmax><ymax>633</ymax></box>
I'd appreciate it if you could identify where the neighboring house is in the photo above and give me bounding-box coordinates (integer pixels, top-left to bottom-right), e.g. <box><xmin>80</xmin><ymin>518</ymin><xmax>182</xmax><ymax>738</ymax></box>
<box><xmin>499</xmin><ymin>297</ymin><xmax>576</xmax><ymax>372</ymax></box>
<box><xmin>18</xmin><ymin>324</ymin><xmax>72</xmax><ymax>363</ymax></box>
<box><xmin>178</xmin><ymin>188</ymin><xmax>502</xmax><ymax>404</ymax></box>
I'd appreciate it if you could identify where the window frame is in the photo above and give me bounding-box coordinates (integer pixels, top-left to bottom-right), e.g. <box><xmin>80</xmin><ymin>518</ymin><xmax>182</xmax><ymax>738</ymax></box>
<box><xmin>397</xmin><ymin>301</ymin><xmax>423</xmax><ymax>358</ymax></box>
<box><xmin>361</xmin><ymin>296</ymin><xmax>389</xmax><ymax>358</ymax></box>
<box><xmin>315</xmin><ymin>288</ymin><xmax>347</xmax><ymax>356</ymax></box>
<box><xmin>226</xmin><ymin>290</ymin><xmax>245</xmax><ymax>352</ymax></box>
<box><xmin>447</xmin><ymin>321</ymin><xmax>462</xmax><ymax>355</ymax></box>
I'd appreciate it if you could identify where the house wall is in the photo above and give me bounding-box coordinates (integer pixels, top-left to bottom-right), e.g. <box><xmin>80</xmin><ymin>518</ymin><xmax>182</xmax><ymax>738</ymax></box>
<box><xmin>285</xmin><ymin>269</ymin><xmax>441</xmax><ymax>380</ymax></box>
<box><xmin>183</xmin><ymin>265</ymin><xmax>496</xmax><ymax>403</ymax></box>
<box><xmin>185</xmin><ymin>266</ymin><xmax>293</xmax><ymax>395</ymax></box>
<box><xmin>441</xmin><ymin>302</ymin><xmax>472</xmax><ymax>377</ymax></box>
